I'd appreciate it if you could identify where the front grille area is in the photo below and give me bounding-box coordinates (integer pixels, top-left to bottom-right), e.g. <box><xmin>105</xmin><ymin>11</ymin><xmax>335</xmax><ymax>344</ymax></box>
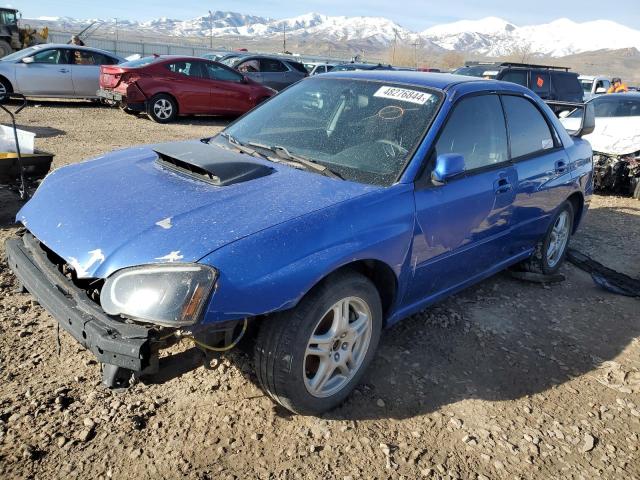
<box><xmin>30</xmin><ymin>233</ymin><xmax>104</xmax><ymax>305</ymax></box>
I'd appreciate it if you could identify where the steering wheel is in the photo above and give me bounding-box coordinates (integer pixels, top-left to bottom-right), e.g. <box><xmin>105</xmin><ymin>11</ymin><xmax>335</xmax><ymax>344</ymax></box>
<box><xmin>375</xmin><ymin>139</ymin><xmax>408</xmax><ymax>157</ymax></box>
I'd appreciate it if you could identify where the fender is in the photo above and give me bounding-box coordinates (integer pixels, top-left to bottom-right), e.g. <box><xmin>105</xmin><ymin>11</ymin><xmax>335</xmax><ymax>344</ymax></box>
<box><xmin>199</xmin><ymin>184</ymin><xmax>416</xmax><ymax>323</ymax></box>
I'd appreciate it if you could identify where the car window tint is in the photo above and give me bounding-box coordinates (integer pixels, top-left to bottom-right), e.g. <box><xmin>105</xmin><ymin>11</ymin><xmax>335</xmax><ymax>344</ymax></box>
<box><xmin>502</xmin><ymin>95</ymin><xmax>554</xmax><ymax>158</ymax></box>
<box><xmin>32</xmin><ymin>49</ymin><xmax>66</xmax><ymax>64</ymax></box>
<box><xmin>614</xmin><ymin>99</ymin><xmax>640</xmax><ymax>117</ymax></box>
<box><xmin>435</xmin><ymin>94</ymin><xmax>508</xmax><ymax>171</ymax></box>
<box><xmin>553</xmin><ymin>73</ymin><xmax>582</xmax><ymax>95</ymax></box>
<box><xmin>167</xmin><ymin>61</ymin><xmax>206</xmax><ymax>78</ymax></box>
<box><xmin>237</xmin><ymin>59</ymin><xmax>259</xmax><ymax>73</ymax></box>
<box><xmin>591</xmin><ymin>97</ymin><xmax>621</xmax><ymax>117</ymax></box>
<box><xmin>71</xmin><ymin>50</ymin><xmax>116</xmax><ymax>65</ymax></box>
<box><xmin>287</xmin><ymin>62</ymin><xmax>308</xmax><ymax>73</ymax></box>
<box><xmin>500</xmin><ymin>70</ymin><xmax>527</xmax><ymax>87</ymax></box>
<box><xmin>531</xmin><ymin>72</ymin><xmax>550</xmax><ymax>95</ymax></box>
<box><xmin>205</xmin><ymin>63</ymin><xmax>243</xmax><ymax>82</ymax></box>
<box><xmin>260</xmin><ymin>59</ymin><xmax>287</xmax><ymax>72</ymax></box>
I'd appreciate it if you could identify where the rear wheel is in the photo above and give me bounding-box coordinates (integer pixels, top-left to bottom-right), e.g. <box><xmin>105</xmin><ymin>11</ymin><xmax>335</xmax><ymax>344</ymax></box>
<box><xmin>254</xmin><ymin>271</ymin><xmax>382</xmax><ymax>415</ymax></box>
<box><xmin>147</xmin><ymin>94</ymin><xmax>177</xmax><ymax>123</ymax></box>
<box><xmin>0</xmin><ymin>76</ymin><xmax>12</xmax><ymax>103</ymax></box>
<box><xmin>522</xmin><ymin>201</ymin><xmax>574</xmax><ymax>275</ymax></box>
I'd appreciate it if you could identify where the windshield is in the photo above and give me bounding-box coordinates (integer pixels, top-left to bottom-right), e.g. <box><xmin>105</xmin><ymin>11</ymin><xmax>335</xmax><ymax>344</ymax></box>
<box><xmin>214</xmin><ymin>77</ymin><xmax>443</xmax><ymax>186</ymax></box>
<box><xmin>580</xmin><ymin>80</ymin><xmax>594</xmax><ymax>93</ymax></box>
<box><xmin>568</xmin><ymin>96</ymin><xmax>640</xmax><ymax>118</ymax></box>
<box><xmin>1</xmin><ymin>46</ymin><xmax>38</xmax><ymax>62</ymax></box>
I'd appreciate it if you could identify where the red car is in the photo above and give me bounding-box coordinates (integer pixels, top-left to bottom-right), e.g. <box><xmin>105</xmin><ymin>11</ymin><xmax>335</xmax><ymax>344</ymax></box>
<box><xmin>97</xmin><ymin>55</ymin><xmax>276</xmax><ymax>123</ymax></box>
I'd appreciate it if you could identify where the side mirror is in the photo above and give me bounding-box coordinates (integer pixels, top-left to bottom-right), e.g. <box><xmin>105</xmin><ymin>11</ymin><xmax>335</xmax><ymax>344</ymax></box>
<box><xmin>561</xmin><ymin>103</ymin><xmax>595</xmax><ymax>137</ymax></box>
<box><xmin>595</xmin><ymin>87</ymin><xmax>607</xmax><ymax>94</ymax></box>
<box><xmin>242</xmin><ymin>75</ymin><xmax>249</xmax><ymax>84</ymax></box>
<box><xmin>22</xmin><ymin>56</ymin><xmax>34</xmax><ymax>64</ymax></box>
<box><xmin>432</xmin><ymin>153</ymin><xmax>465</xmax><ymax>185</ymax></box>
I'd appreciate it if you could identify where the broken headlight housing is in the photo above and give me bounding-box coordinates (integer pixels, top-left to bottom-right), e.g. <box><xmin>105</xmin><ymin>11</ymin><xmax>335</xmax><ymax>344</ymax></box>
<box><xmin>100</xmin><ymin>264</ymin><xmax>217</xmax><ymax>327</ymax></box>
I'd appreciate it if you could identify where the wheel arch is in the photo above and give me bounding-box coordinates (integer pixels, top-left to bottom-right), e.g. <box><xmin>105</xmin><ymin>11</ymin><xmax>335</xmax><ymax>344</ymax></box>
<box><xmin>566</xmin><ymin>191</ymin><xmax>584</xmax><ymax>233</ymax></box>
<box><xmin>314</xmin><ymin>258</ymin><xmax>398</xmax><ymax>323</ymax></box>
<box><xmin>0</xmin><ymin>73</ymin><xmax>14</xmax><ymax>92</ymax></box>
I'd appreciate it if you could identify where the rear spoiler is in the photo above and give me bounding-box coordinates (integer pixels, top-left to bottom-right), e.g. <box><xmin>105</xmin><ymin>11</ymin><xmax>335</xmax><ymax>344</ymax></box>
<box><xmin>546</xmin><ymin>100</ymin><xmax>595</xmax><ymax>138</ymax></box>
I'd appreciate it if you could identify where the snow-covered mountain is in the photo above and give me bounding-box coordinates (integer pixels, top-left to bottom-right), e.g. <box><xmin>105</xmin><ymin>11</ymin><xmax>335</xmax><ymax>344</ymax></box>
<box><xmin>31</xmin><ymin>11</ymin><xmax>640</xmax><ymax>57</ymax></box>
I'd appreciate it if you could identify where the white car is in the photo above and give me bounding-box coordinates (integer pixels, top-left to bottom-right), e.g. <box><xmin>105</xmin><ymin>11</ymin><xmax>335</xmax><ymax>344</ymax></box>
<box><xmin>0</xmin><ymin>44</ymin><xmax>124</xmax><ymax>100</ymax></box>
<box><xmin>579</xmin><ymin>75</ymin><xmax>611</xmax><ymax>101</ymax></box>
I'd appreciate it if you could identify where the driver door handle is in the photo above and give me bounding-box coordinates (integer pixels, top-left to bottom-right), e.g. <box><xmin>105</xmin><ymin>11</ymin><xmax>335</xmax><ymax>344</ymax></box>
<box><xmin>59</xmin><ymin>68</ymin><xmax>70</xmax><ymax>73</ymax></box>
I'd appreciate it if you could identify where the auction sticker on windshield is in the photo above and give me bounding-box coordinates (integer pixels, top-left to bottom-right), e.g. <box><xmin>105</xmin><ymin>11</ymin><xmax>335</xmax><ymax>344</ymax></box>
<box><xmin>374</xmin><ymin>86</ymin><xmax>433</xmax><ymax>105</ymax></box>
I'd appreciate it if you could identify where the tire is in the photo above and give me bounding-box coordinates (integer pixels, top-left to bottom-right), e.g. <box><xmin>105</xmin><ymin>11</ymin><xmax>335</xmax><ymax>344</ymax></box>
<box><xmin>0</xmin><ymin>40</ymin><xmax>12</xmax><ymax>58</ymax></box>
<box><xmin>147</xmin><ymin>94</ymin><xmax>177</xmax><ymax>123</ymax></box>
<box><xmin>522</xmin><ymin>201</ymin><xmax>574</xmax><ymax>275</ymax></box>
<box><xmin>0</xmin><ymin>76</ymin><xmax>12</xmax><ymax>104</ymax></box>
<box><xmin>254</xmin><ymin>271</ymin><xmax>382</xmax><ymax>415</ymax></box>
<box><xmin>631</xmin><ymin>178</ymin><xmax>640</xmax><ymax>200</ymax></box>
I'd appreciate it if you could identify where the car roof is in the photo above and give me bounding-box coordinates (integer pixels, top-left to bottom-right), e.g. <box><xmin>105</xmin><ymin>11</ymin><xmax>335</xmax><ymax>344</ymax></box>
<box><xmin>28</xmin><ymin>43</ymin><xmax>124</xmax><ymax>59</ymax></box>
<box><xmin>589</xmin><ymin>92</ymin><xmax>640</xmax><ymax>100</ymax></box>
<box><xmin>233</xmin><ymin>54</ymin><xmax>302</xmax><ymax>63</ymax></box>
<box><xmin>323</xmin><ymin>70</ymin><xmax>497</xmax><ymax>90</ymax></box>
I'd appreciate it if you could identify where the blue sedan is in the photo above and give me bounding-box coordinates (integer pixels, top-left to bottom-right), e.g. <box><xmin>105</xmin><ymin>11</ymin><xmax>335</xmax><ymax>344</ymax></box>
<box><xmin>5</xmin><ymin>71</ymin><xmax>594</xmax><ymax>414</ymax></box>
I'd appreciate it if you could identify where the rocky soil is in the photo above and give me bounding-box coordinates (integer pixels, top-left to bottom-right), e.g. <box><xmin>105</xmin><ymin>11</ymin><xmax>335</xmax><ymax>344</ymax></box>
<box><xmin>0</xmin><ymin>101</ymin><xmax>638</xmax><ymax>479</ymax></box>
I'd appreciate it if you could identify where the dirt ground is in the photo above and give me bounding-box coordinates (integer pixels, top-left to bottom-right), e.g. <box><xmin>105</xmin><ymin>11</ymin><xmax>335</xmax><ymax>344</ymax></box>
<box><xmin>0</xmin><ymin>101</ymin><xmax>638</xmax><ymax>480</ymax></box>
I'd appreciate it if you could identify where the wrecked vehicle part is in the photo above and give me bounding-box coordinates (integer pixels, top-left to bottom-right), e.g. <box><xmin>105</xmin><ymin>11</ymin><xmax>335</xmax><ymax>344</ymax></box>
<box><xmin>4</xmin><ymin>232</ymin><xmax>247</xmax><ymax>387</ymax></box>
<box><xmin>567</xmin><ymin>249</ymin><xmax>640</xmax><ymax>297</ymax></box>
<box><xmin>592</xmin><ymin>151</ymin><xmax>640</xmax><ymax>197</ymax></box>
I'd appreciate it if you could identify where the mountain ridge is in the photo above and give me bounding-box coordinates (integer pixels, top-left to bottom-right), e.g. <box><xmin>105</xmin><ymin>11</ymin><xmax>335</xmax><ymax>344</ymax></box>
<box><xmin>29</xmin><ymin>11</ymin><xmax>640</xmax><ymax>58</ymax></box>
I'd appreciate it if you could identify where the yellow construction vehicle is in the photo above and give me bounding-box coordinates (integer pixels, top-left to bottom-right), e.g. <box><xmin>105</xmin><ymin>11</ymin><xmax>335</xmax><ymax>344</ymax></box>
<box><xmin>0</xmin><ymin>8</ymin><xmax>49</xmax><ymax>57</ymax></box>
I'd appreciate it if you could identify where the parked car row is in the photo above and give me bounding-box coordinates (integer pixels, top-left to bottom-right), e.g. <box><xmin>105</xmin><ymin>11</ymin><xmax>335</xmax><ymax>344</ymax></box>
<box><xmin>97</xmin><ymin>55</ymin><xmax>276</xmax><ymax>123</ymax></box>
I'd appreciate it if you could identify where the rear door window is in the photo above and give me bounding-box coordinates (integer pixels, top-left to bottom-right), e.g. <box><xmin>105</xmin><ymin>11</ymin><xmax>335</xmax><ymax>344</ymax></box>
<box><xmin>260</xmin><ymin>59</ymin><xmax>288</xmax><ymax>72</ymax></box>
<box><xmin>500</xmin><ymin>70</ymin><xmax>528</xmax><ymax>87</ymax></box>
<box><xmin>205</xmin><ymin>62</ymin><xmax>243</xmax><ymax>82</ymax></box>
<box><xmin>435</xmin><ymin>94</ymin><xmax>508</xmax><ymax>171</ymax></box>
<box><xmin>502</xmin><ymin>95</ymin><xmax>555</xmax><ymax>159</ymax></box>
<box><xmin>167</xmin><ymin>61</ymin><xmax>207</xmax><ymax>78</ymax></box>
<box><xmin>531</xmin><ymin>71</ymin><xmax>550</xmax><ymax>97</ymax></box>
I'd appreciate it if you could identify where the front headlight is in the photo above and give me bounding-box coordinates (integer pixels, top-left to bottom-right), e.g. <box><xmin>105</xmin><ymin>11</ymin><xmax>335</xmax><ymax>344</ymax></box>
<box><xmin>100</xmin><ymin>264</ymin><xmax>217</xmax><ymax>327</ymax></box>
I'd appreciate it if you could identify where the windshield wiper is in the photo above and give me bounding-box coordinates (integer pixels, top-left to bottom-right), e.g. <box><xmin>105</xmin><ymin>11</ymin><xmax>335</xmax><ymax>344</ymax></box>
<box><xmin>246</xmin><ymin>142</ymin><xmax>344</xmax><ymax>180</ymax></box>
<box><xmin>219</xmin><ymin>132</ymin><xmax>269</xmax><ymax>160</ymax></box>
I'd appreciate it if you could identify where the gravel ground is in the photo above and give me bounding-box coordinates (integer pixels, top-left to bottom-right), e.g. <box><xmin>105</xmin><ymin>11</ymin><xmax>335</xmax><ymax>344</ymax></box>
<box><xmin>0</xmin><ymin>101</ymin><xmax>638</xmax><ymax>480</ymax></box>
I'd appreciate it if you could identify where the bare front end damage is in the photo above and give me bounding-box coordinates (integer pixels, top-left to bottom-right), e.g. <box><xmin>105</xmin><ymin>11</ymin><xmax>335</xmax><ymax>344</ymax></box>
<box><xmin>593</xmin><ymin>151</ymin><xmax>640</xmax><ymax>198</ymax></box>
<box><xmin>5</xmin><ymin>232</ymin><xmax>247</xmax><ymax>389</ymax></box>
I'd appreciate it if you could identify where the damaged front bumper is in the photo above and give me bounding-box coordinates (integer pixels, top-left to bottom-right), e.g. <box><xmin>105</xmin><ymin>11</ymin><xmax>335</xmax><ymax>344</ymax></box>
<box><xmin>4</xmin><ymin>233</ymin><xmax>159</xmax><ymax>385</ymax></box>
<box><xmin>593</xmin><ymin>151</ymin><xmax>640</xmax><ymax>198</ymax></box>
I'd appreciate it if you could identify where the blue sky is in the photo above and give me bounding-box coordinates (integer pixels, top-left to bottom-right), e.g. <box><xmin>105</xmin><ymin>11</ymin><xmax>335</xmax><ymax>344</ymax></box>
<box><xmin>11</xmin><ymin>0</ymin><xmax>640</xmax><ymax>30</ymax></box>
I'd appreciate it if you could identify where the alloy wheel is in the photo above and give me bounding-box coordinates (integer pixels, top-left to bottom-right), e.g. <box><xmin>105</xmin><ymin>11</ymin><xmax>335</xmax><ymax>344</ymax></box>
<box><xmin>547</xmin><ymin>210</ymin><xmax>570</xmax><ymax>268</ymax></box>
<box><xmin>153</xmin><ymin>99</ymin><xmax>173</xmax><ymax>120</ymax></box>
<box><xmin>303</xmin><ymin>296</ymin><xmax>372</xmax><ymax>398</ymax></box>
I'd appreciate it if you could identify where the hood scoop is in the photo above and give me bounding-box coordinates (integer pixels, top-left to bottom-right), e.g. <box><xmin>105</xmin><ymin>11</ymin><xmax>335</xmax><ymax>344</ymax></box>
<box><xmin>154</xmin><ymin>141</ymin><xmax>273</xmax><ymax>186</ymax></box>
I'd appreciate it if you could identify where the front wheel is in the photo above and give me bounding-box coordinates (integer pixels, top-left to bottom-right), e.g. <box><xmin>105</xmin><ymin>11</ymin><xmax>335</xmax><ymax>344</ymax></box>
<box><xmin>254</xmin><ymin>271</ymin><xmax>382</xmax><ymax>415</ymax></box>
<box><xmin>147</xmin><ymin>94</ymin><xmax>177</xmax><ymax>123</ymax></box>
<box><xmin>522</xmin><ymin>201</ymin><xmax>574</xmax><ymax>275</ymax></box>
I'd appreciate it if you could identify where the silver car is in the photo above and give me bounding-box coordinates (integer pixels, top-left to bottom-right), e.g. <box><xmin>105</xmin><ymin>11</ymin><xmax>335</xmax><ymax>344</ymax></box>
<box><xmin>0</xmin><ymin>44</ymin><xmax>124</xmax><ymax>100</ymax></box>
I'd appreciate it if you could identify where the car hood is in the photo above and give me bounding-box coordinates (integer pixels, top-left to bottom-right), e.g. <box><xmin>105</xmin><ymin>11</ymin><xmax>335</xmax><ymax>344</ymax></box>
<box><xmin>18</xmin><ymin>141</ymin><xmax>378</xmax><ymax>278</ymax></box>
<box><xmin>561</xmin><ymin>115</ymin><xmax>640</xmax><ymax>156</ymax></box>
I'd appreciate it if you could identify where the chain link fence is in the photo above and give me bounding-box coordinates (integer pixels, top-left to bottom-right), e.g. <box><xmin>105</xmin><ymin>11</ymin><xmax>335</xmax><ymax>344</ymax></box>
<box><xmin>48</xmin><ymin>32</ymin><xmax>212</xmax><ymax>58</ymax></box>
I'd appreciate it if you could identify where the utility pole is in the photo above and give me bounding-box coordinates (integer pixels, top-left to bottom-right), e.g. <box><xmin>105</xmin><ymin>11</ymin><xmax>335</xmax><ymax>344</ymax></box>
<box><xmin>283</xmin><ymin>23</ymin><xmax>286</xmax><ymax>53</ymax></box>
<box><xmin>209</xmin><ymin>10</ymin><xmax>213</xmax><ymax>49</ymax></box>
<box><xmin>392</xmin><ymin>31</ymin><xmax>398</xmax><ymax>64</ymax></box>
<box><xmin>412</xmin><ymin>39</ymin><xmax>420</xmax><ymax>68</ymax></box>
